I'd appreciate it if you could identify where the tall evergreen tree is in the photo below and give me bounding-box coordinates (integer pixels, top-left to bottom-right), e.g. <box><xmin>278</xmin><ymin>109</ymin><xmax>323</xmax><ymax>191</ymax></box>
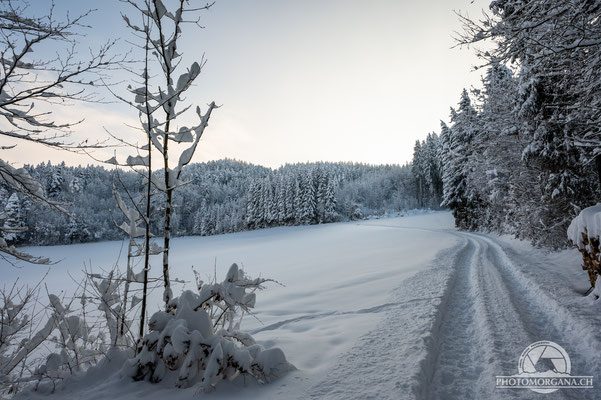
<box><xmin>47</xmin><ymin>164</ymin><xmax>64</xmax><ymax>199</ymax></box>
<box><xmin>441</xmin><ymin>90</ymin><xmax>481</xmax><ymax>229</ymax></box>
<box><xmin>3</xmin><ymin>193</ymin><xmax>23</xmax><ymax>244</ymax></box>
<box><xmin>299</xmin><ymin>171</ymin><xmax>316</xmax><ymax>224</ymax></box>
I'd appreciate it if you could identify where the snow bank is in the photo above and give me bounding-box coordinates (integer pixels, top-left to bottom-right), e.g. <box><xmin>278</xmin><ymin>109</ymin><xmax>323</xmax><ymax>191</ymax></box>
<box><xmin>567</xmin><ymin>205</ymin><xmax>601</xmax><ymax>289</ymax></box>
<box><xmin>567</xmin><ymin>204</ymin><xmax>601</xmax><ymax>250</ymax></box>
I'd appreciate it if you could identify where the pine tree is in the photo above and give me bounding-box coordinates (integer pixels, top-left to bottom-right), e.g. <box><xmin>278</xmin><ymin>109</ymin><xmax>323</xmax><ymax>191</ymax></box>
<box><xmin>315</xmin><ymin>170</ymin><xmax>327</xmax><ymax>223</ymax></box>
<box><xmin>69</xmin><ymin>175</ymin><xmax>82</xmax><ymax>194</ymax></box>
<box><xmin>292</xmin><ymin>174</ymin><xmax>302</xmax><ymax>224</ymax></box>
<box><xmin>299</xmin><ymin>170</ymin><xmax>316</xmax><ymax>224</ymax></box>
<box><xmin>263</xmin><ymin>179</ymin><xmax>276</xmax><ymax>226</ymax></box>
<box><xmin>440</xmin><ymin>121</ymin><xmax>453</xmax><ymax>208</ymax></box>
<box><xmin>441</xmin><ymin>89</ymin><xmax>480</xmax><ymax>229</ymax></box>
<box><xmin>276</xmin><ymin>176</ymin><xmax>286</xmax><ymax>224</ymax></box>
<box><xmin>284</xmin><ymin>175</ymin><xmax>296</xmax><ymax>224</ymax></box>
<box><xmin>3</xmin><ymin>193</ymin><xmax>23</xmax><ymax>244</ymax></box>
<box><xmin>192</xmin><ymin>209</ymin><xmax>204</xmax><ymax>235</ymax></box>
<box><xmin>468</xmin><ymin>64</ymin><xmax>522</xmax><ymax>233</ymax></box>
<box><xmin>65</xmin><ymin>216</ymin><xmax>90</xmax><ymax>243</ymax></box>
<box><xmin>322</xmin><ymin>177</ymin><xmax>338</xmax><ymax>222</ymax></box>
<box><xmin>425</xmin><ymin>132</ymin><xmax>443</xmax><ymax>206</ymax></box>
<box><xmin>47</xmin><ymin>165</ymin><xmax>63</xmax><ymax>199</ymax></box>
<box><xmin>412</xmin><ymin>140</ymin><xmax>426</xmax><ymax>208</ymax></box>
<box><xmin>246</xmin><ymin>182</ymin><xmax>263</xmax><ymax>228</ymax></box>
<box><xmin>0</xmin><ymin>186</ymin><xmax>9</xmax><ymax>209</ymax></box>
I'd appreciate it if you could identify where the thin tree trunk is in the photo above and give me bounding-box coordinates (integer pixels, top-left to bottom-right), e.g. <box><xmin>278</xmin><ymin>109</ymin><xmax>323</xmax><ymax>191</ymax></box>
<box><xmin>162</xmin><ymin>112</ymin><xmax>172</xmax><ymax>305</ymax></box>
<box><xmin>139</xmin><ymin>32</ymin><xmax>152</xmax><ymax>341</ymax></box>
<box><xmin>139</xmin><ymin>145</ymin><xmax>151</xmax><ymax>339</ymax></box>
<box><xmin>121</xmin><ymin>242</ymin><xmax>132</xmax><ymax>338</ymax></box>
<box><xmin>595</xmin><ymin>154</ymin><xmax>601</xmax><ymax>188</ymax></box>
<box><xmin>162</xmin><ymin>184</ymin><xmax>172</xmax><ymax>304</ymax></box>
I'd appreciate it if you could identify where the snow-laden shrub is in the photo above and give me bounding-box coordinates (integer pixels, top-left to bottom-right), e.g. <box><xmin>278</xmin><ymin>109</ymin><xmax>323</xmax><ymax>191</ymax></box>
<box><xmin>0</xmin><ymin>282</ymin><xmax>111</xmax><ymax>397</ymax></box>
<box><xmin>124</xmin><ymin>263</ymin><xmax>293</xmax><ymax>391</ymax></box>
<box><xmin>567</xmin><ymin>204</ymin><xmax>601</xmax><ymax>292</ymax></box>
<box><xmin>349</xmin><ymin>204</ymin><xmax>364</xmax><ymax>221</ymax></box>
<box><xmin>31</xmin><ymin>290</ymin><xmax>115</xmax><ymax>389</ymax></box>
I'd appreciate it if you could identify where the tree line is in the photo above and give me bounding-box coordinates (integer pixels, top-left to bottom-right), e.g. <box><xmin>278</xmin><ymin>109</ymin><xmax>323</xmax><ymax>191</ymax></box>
<box><xmin>2</xmin><ymin>159</ymin><xmax>425</xmax><ymax>246</ymax></box>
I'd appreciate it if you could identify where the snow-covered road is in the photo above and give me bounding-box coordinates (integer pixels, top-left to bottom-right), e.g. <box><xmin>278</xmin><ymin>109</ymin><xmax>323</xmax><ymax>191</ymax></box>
<box><xmin>419</xmin><ymin>232</ymin><xmax>601</xmax><ymax>400</ymax></box>
<box><xmin>11</xmin><ymin>213</ymin><xmax>601</xmax><ymax>399</ymax></box>
<box><xmin>304</xmin><ymin>224</ymin><xmax>601</xmax><ymax>400</ymax></box>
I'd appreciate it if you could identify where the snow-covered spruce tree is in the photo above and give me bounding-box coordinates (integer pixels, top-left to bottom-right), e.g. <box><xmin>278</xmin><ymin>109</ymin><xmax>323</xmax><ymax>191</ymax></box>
<box><xmin>2</xmin><ymin>193</ymin><xmax>24</xmax><ymax>245</ymax></box>
<box><xmin>516</xmin><ymin>64</ymin><xmax>596</xmax><ymax>247</ymax></box>
<box><xmin>263</xmin><ymin>179</ymin><xmax>276</xmax><ymax>226</ymax></box>
<box><xmin>424</xmin><ymin>132</ymin><xmax>443</xmax><ymax>207</ymax></box>
<box><xmin>192</xmin><ymin>207</ymin><xmax>204</xmax><ymax>235</ymax></box>
<box><xmin>64</xmin><ymin>216</ymin><xmax>91</xmax><ymax>244</ymax></box>
<box><xmin>246</xmin><ymin>181</ymin><xmax>263</xmax><ymax>228</ymax></box>
<box><xmin>441</xmin><ymin>90</ymin><xmax>481</xmax><ymax>230</ymax></box>
<box><xmin>299</xmin><ymin>170</ymin><xmax>316</xmax><ymax>224</ymax></box>
<box><xmin>291</xmin><ymin>174</ymin><xmax>302</xmax><ymax>224</ymax></box>
<box><xmin>47</xmin><ymin>166</ymin><xmax>64</xmax><ymax>200</ymax></box>
<box><xmin>412</xmin><ymin>140</ymin><xmax>427</xmax><ymax>208</ymax></box>
<box><xmin>124</xmin><ymin>263</ymin><xmax>293</xmax><ymax>391</ymax></box>
<box><xmin>438</xmin><ymin>121</ymin><xmax>452</xmax><ymax>205</ymax></box>
<box><xmin>412</xmin><ymin>133</ymin><xmax>443</xmax><ymax>210</ymax></box>
<box><xmin>462</xmin><ymin>63</ymin><xmax>519</xmax><ymax>234</ymax></box>
<box><xmin>320</xmin><ymin>174</ymin><xmax>338</xmax><ymax>223</ymax></box>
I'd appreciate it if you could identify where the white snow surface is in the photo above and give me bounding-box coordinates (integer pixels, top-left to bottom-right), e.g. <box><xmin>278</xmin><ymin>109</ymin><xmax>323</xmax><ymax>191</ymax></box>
<box><xmin>6</xmin><ymin>212</ymin><xmax>601</xmax><ymax>399</ymax></box>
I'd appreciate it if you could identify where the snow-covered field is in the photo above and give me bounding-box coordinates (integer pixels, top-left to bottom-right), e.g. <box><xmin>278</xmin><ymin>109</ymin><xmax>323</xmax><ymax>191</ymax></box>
<box><xmin>6</xmin><ymin>212</ymin><xmax>601</xmax><ymax>399</ymax></box>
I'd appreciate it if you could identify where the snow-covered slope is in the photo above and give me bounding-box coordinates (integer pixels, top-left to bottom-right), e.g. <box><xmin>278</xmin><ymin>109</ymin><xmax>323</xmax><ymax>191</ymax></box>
<box><xmin>7</xmin><ymin>212</ymin><xmax>601</xmax><ymax>399</ymax></box>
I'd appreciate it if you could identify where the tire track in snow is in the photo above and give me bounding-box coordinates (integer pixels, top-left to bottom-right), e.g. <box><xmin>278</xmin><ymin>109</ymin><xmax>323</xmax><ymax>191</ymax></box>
<box><xmin>422</xmin><ymin>232</ymin><xmax>599</xmax><ymax>399</ymax></box>
<box><xmin>416</xmin><ymin>234</ymin><xmax>501</xmax><ymax>399</ymax></box>
<box><xmin>472</xmin><ymin>233</ymin><xmax>601</xmax><ymax>399</ymax></box>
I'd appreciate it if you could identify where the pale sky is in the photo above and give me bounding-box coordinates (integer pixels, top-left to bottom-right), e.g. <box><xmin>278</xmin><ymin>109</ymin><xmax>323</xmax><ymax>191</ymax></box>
<box><xmin>4</xmin><ymin>0</ymin><xmax>490</xmax><ymax>169</ymax></box>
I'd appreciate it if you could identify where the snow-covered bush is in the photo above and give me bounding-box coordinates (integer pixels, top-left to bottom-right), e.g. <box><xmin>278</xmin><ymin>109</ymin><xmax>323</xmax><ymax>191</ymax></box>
<box><xmin>124</xmin><ymin>263</ymin><xmax>293</xmax><ymax>391</ymax></box>
<box><xmin>0</xmin><ymin>270</ymin><xmax>146</xmax><ymax>397</ymax></box>
<box><xmin>0</xmin><ymin>281</ymin><xmax>109</xmax><ymax>396</ymax></box>
<box><xmin>33</xmin><ymin>294</ymin><xmax>108</xmax><ymax>385</ymax></box>
<box><xmin>349</xmin><ymin>204</ymin><xmax>364</xmax><ymax>221</ymax></box>
<box><xmin>0</xmin><ymin>283</ymin><xmax>44</xmax><ymax>396</ymax></box>
<box><xmin>567</xmin><ymin>205</ymin><xmax>601</xmax><ymax>292</ymax></box>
